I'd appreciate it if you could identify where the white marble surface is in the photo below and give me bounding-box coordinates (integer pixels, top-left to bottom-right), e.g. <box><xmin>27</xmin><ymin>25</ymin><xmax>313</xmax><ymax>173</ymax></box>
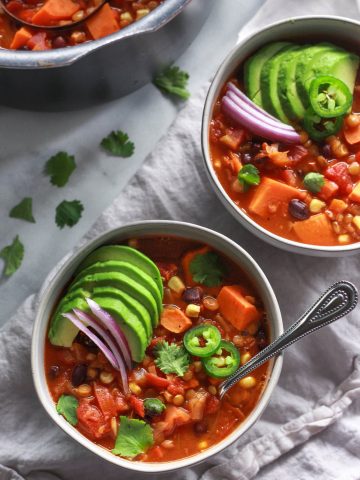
<box><xmin>0</xmin><ymin>0</ymin><xmax>263</xmax><ymax>325</ymax></box>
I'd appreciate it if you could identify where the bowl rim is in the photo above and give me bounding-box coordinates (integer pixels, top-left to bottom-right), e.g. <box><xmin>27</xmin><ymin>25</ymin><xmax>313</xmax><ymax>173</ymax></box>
<box><xmin>31</xmin><ymin>220</ymin><xmax>283</xmax><ymax>473</ymax></box>
<box><xmin>0</xmin><ymin>0</ymin><xmax>191</xmax><ymax>69</ymax></box>
<box><xmin>201</xmin><ymin>15</ymin><xmax>360</xmax><ymax>256</ymax></box>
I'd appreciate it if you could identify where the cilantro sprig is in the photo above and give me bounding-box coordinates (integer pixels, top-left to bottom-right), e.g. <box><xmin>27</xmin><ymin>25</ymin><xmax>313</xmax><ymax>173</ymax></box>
<box><xmin>101</xmin><ymin>131</ymin><xmax>135</xmax><ymax>157</ymax></box>
<box><xmin>154</xmin><ymin>340</ymin><xmax>190</xmax><ymax>377</ymax></box>
<box><xmin>0</xmin><ymin>236</ymin><xmax>24</xmax><ymax>278</ymax></box>
<box><xmin>44</xmin><ymin>152</ymin><xmax>76</xmax><ymax>187</ymax></box>
<box><xmin>153</xmin><ymin>65</ymin><xmax>190</xmax><ymax>100</ymax></box>
<box><xmin>238</xmin><ymin>164</ymin><xmax>260</xmax><ymax>191</ymax></box>
<box><xmin>55</xmin><ymin>200</ymin><xmax>84</xmax><ymax>229</ymax></box>
<box><xmin>303</xmin><ymin>172</ymin><xmax>325</xmax><ymax>193</ymax></box>
<box><xmin>56</xmin><ymin>394</ymin><xmax>79</xmax><ymax>426</ymax></box>
<box><xmin>112</xmin><ymin>417</ymin><xmax>154</xmax><ymax>458</ymax></box>
<box><xmin>190</xmin><ymin>252</ymin><xmax>225</xmax><ymax>287</ymax></box>
<box><xmin>9</xmin><ymin>197</ymin><xmax>35</xmax><ymax>223</ymax></box>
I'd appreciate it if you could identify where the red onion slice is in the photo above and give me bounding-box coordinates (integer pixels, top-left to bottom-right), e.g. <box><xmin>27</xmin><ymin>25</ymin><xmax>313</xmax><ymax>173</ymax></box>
<box><xmin>72</xmin><ymin>309</ymin><xmax>129</xmax><ymax>393</ymax></box>
<box><xmin>85</xmin><ymin>298</ymin><xmax>132</xmax><ymax>370</ymax></box>
<box><xmin>62</xmin><ymin>312</ymin><xmax>118</xmax><ymax>370</ymax></box>
<box><xmin>221</xmin><ymin>96</ymin><xmax>301</xmax><ymax>144</ymax></box>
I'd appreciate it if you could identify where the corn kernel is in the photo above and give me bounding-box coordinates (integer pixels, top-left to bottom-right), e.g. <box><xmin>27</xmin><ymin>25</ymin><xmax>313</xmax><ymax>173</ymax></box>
<box><xmin>76</xmin><ymin>384</ymin><xmax>92</xmax><ymax>397</ymax></box>
<box><xmin>208</xmin><ymin>385</ymin><xmax>217</xmax><ymax>395</ymax></box>
<box><xmin>173</xmin><ymin>394</ymin><xmax>184</xmax><ymax>406</ymax></box>
<box><xmin>100</xmin><ymin>371</ymin><xmax>114</xmax><ymax>384</ymax></box>
<box><xmin>193</xmin><ymin>361</ymin><xmax>202</xmax><ymax>373</ymax></box>
<box><xmin>111</xmin><ymin>417</ymin><xmax>118</xmax><ymax>437</ymax></box>
<box><xmin>240</xmin><ymin>352</ymin><xmax>251</xmax><ymax>365</ymax></box>
<box><xmin>309</xmin><ymin>198</ymin><xmax>326</xmax><ymax>213</ymax></box>
<box><xmin>338</xmin><ymin>234</ymin><xmax>351</xmax><ymax>244</ymax></box>
<box><xmin>136</xmin><ymin>8</ymin><xmax>150</xmax><ymax>19</ymax></box>
<box><xmin>185</xmin><ymin>303</ymin><xmax>201</xmax><ymax>318</ymax></box>
<box><xmin>352</xmin><ymin>216</ymin><xmax>360</xmax><ymax>230</ymax></box>
<box><xmin>129</xmin><ymin>382</ymin><xmax>142</xmax><ymax>395</ymax></box>
<box><xmin>238</xmin><ymin>376</ymin><xmax>257</xmax><ymax>389</ymax></box>
<box><xmin>198</xmin><ymin>441</ymin><xmax>208</xmax><ymax>450</ymax></box>
<box><xmin>348</xmin><ymin>161</ymin><xmax>360</xmax><ymax>176</ymax></box>
<box><xmin>120</xmin><ymin>12</ymin><xmax>133</xmax><ymax>22</ymax></box>
<box><xmin>168</xmin><ymin>275</ymin><xmax>185</xmax><ymax>294</ymax></box>
<box><xmin>87</xmin><ymin>367</ymin><xmax>98</xmax><ymax>379</ymax></box>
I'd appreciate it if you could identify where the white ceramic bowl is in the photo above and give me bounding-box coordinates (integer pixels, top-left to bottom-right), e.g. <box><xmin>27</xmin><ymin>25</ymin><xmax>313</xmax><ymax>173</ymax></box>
<box><xmin>32</xmin><ymin>220</ymin><xmax>283</xmax><ymax>473</ymax></box>
<box><xmin>202</xmin><ymin>16</ymin><xmax>360</xmax><ymax>257</ymax></box>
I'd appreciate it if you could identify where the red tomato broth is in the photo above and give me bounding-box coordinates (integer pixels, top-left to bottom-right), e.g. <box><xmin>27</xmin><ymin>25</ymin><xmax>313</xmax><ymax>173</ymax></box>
<box><xmin>45</xmin><ymin>235</ymin><xmax>270</xmax><ymax>462</ymax></box>
<box><xmin>209</xmin><ymin>73</ymin><xmax>360</xmax><ymax>247</ymax></box>
<box><xmin>0</xmin><ymin>0</ymin><xmax>164</xmax><ymax>50</ymax></box>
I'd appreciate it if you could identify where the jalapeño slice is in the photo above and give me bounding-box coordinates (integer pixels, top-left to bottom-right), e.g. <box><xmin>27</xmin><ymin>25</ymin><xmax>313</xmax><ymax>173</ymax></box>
<box><xmin>202</xmin><ymin>340</ymin><xmax>240</xmax><ymax>378</ymax></box>
<box><xmin>303</xmin><ymin>107</ymin><xmax>344</xmax><ymax>141</ymax></box>
<box><xmin>184</xmin><ymin>324</ymin><xmax>222</xmax><ymax>358</ymax></box>
<box><xmin>309</xmin><ymin>76</ymin><xmax>352</xmax><ymax>118</ymax></box>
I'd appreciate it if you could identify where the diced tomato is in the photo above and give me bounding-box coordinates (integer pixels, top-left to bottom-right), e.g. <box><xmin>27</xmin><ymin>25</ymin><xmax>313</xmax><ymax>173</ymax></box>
<box><xmin>153</xmin><ymin>405</ymin><xmax>191</xmax><ymax>441</ymax></box>
<box><xmin>147</xmin><ymin>336</ymin><xmax>166</xmax><ymax>353</ymax></box>
<box><xmin>129</xmin><ymin>395</ymin><xmax>145</xmax><ymax>418</ymax></box>
<box><xmin>219</xmin><ymin>128</ymin><xmax>245</xmax><ymax>151</ymax></box>
<box><xmin>318</xmin><ymin>179</ymin><xmax>339</xmax><ymax>200</ymax></box>
<box><xmin>145</xmin><ymin>372</ymin><xmax>170</xmax><ymax>389</ymax></box>
<box><xmin>77</xmin><ymin>400</ymin><xmax>109</xmax><ymax>439</ymax></box>
<box><xmin>112</xmin><ymin>388</ymin><xmax>129</xmax><ymax>413</ymax></box>
<box><xmin>6</xmin><ymin>0</ymin><xmax>22</xmax><ymax>13</ymax></box>
<box><xmin>205</xmin><ymin>395</ymin><xmax>220</xmax><ymax>415</ymax></box>
<box><xmin>287</xmin><ymin>145</ymin><xmax>308</xmax><ymax>164</ymax></box>
<box><xmin>150</xmin><ymin>445</ymin><xmax>164</xmax><ymax>459</ymax></box>
<box><xmin>167</xmin><ymin>383</ymin><xmax>185</xmax><ymax>396</ymax></box>
<box><xmin>156</xmin><ymin>262</ymin><xmax>178</xmax><ymax>282</ymax></box>
<box><xmin>94</xmin><ymin>383</ymin><xmax>117</xmax><ymax>419</ymax></box>
<box><xmin>280</xmin><ymin>169</ymin><xmax>300</xmax><ymax>187</ymax></box>
<box><xmin>325</xmin><ymin>162</ymin><xmax>353</xmax><ymax>195</ymax></box>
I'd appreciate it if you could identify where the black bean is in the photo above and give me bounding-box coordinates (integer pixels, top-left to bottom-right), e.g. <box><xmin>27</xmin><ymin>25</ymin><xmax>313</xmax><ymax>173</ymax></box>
<box><xmin>322</xmin><ymin>144</ymin><xmax>332</xmax><ymax>159</ymax></box>
<box><xmin>49</xmin><ymin>365</ymin><xmax>60</xmax><ymax>379</ymax></box>
<box><xmin>182</xmin><ymin>286</ymin><xmax>203</xmax><ymax>304</ymax></box>
<box><xmin>71</xmin><ymin>364</ymin><xmax>87</xmax><ymax>387</ymax></box>
<box><xmin>288</xmin><ymin>199</ymin><xmax>310</xmax><ymax>220</ymax></box>
<box><xmin>53</xmin><ymin>36</ymin><xmax>67</xmax><ymax>49</ymax></box>
<box><xmin>193</xmin><ymin>421</ymin><xmax>208</xmax><ymax>435</ymax></box>
<box><xmin>75</xmin><ymin>331</ymin><xmax>98</xmax><ymax>351</ymax></box>
<box><xmin>242</xmin><ymin>153</ymin><xmax>252</xmax><ymax>164</ymax></box>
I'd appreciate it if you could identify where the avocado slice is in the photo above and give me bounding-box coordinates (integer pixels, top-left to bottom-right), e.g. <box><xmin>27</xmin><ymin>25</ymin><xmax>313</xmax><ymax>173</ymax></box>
<box><xmin>69</xmin><ymin>271</ymin><xmax>159</xmax><ymax>327</ymax></box>
<box><xmin>260</xmin><ymin>45</ymin><xmax>298</xmax><ymax>123</ymax></box>
<box><xmin>91</xmin><ymin>295</ymin><xmax>148</xmax><ymax>362</ymax></box>
<box><xmin>48</xmin><ymin>296</ymin><xmax>88</xmax><ymax>347</ymax></box>
<box><xmin>77</xmin><ymin>245</ymin><xmax>163</xmax><ymax>298</ymax></box>
<box><xmin>92</xmin><ymin>286</ymin><xmax>153</xmax><ymax>338</ymax></box>
<box><xmin>73</xmin><ymin>260</ymin><xmax>162</xmax><ymax>316</ymax></box>
<box><xmin>244</xmin><ymin>41</ymin><xmax>292</xmax><ymax>107</ymax></box>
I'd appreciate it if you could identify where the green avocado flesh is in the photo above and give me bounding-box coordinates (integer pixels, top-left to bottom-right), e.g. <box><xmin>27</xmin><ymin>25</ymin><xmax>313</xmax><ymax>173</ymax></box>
<box><xmin>48</xmin><ymin>246</ymin><xmax>163</xmax><ymax>362</ymax></box>
<box><xmin>244</xmin><ymin>41</ymin><xmax>359</xmax><ymax>122</ymax></box>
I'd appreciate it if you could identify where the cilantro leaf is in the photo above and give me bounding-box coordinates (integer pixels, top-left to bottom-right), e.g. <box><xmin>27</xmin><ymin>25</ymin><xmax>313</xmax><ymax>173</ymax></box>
<box><xmin>0</xmin><ymin>235</ymin><xmax>24</xmax><ymax>277</ymax></box>
<box><xmin>303</xmin><ymin>172</ymin><xmax>325</xmax><ymax>193</ymax></box>
<box><xmin>9</xmin><ymin>197</ymin><xmax>35</xmax><ymax>223</ymax></box>
<box><xmin>56</xmin><ymin>394</ymin><xmax>78</xmax><ymax>426</ymax></box>
<box><xmin>44</xmin><ymin>152</ymin><xmax>76</xmax><ymax>187</ymax></box>
<box><xmin>101</xmin><ymin>131</ymin><xmax>135</xmax><ymax>157</ymax></box>
<box><xmin>238</xmin><ymin>164</ymin><xmax>260</xmax><ymax>191</ymax></box>
<box><xmin>189</xmin><ymin>252</ymin><xmax>225</xmax><ymax>287</ymax></box>
<box><xmin>112</xmin><ymin>417</ymin><xmax>153</xmax><ymax>458</ymax></box>
<box><xmin>153</xmin><ymin>65</ymin><xmax>190</xmax><ymax>100</ymax></box>
<box><xmin>154</xmin><ymin>340</ymin><xmax>190</xmax><ymax>377</ymax></box>
<box><xmin>55</xmin><ymin>200</ymin><xmax>84</xmax><ymax>229</ymax></box>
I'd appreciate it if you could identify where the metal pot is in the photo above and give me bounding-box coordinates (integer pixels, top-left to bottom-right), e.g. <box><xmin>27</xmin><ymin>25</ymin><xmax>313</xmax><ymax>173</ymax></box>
<box><xmin>0</xmin><ymin>0</ymin><xmax>213</xmax><ymax>111</ymax></box>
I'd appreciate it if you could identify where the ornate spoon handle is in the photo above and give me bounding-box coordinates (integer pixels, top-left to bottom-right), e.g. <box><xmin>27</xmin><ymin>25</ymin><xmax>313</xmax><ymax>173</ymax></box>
<box><xmin>218</xmin><ymin>281</ymin><xmax>358</xmax><ymax>399</ymax></box>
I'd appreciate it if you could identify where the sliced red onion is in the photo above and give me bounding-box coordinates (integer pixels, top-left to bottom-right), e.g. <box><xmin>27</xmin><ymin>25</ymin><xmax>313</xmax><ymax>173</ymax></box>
<box><xmin>227</xmin><ymin>90</ymin><xmax>295</xmax><ymax>132</ymax></box>
<box><xmin>62</xmin><ymin>312</ymin><xmax>118</xmax><ymax>370</ymax></box>
<box><xmin>72</xmin><ymin>309</ymin><xmax>129</xmax><ymax>393</ymax></box>
<box><xmin>85</xmin><ymin>298</ymin><xmax>132</xmax><ymax>370</ymax></box>
<box><xmin>227</xmin><ymin>82</ymin><xmax>281</xmax><ymax>122</ymax></box>
<box><xmin>221</xmin><ymin>96</ymin><xmax>301</xmax><ymax>144</ymax></box>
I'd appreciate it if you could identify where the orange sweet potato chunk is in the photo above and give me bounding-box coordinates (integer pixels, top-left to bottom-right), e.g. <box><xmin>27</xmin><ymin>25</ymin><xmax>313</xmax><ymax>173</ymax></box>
<box><xmin>9</xmin><ymin>27</ymin><xmax>32</xmax><ymax>50</ymax></box>
<box><xmin>293</xmin><ymin>213</ymin><xmax>335</xmax><ymax>245</ymax></box>
<box><xmin>249</xmin><ymin>177</ymin><xmax>306</xmax><ymax>218</ymax></box>
<box><xmin>32</xmin><ymin>0</ymin><xmax>80</xmax><ymax>25</ymax></box>
<box><xmin>349</xmin><ymin>182</ymin><xmax>360</xmax><ymax>203</ymax></box>
<box><xmin>217</xmin><ymin>285</ymin><xmax>261</xmax><ymax>331</ymax></box>
<box><xmin>160</xmin><ymin>308</ymin><xmax>192</xmax><ymax>334</ymax></box>
<box><xmin>86</xmin><ymin>4</ymin><xmax>119</xmax><ymax>40</ymax></box>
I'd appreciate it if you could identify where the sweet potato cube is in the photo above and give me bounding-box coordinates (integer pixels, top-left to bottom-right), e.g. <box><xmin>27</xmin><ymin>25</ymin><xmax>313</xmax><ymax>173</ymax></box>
<box><xmin>293</xmin><ymin>213</ymin><xmax>335</xmax><ymax>245</ymax></box>
<box><xmin>86</xmin><ymin>4</ymin><xmax>119</xmax><ymax>40</ymax></box>
<box><xmin>9</xmin><ymin>27</ymin><xmax>32</xmax><ymax>50</ymax></box>
<box><xmin>160</xmin><ymin>308</ymin><xmax>192</xmax><ymax>334</ymax></box>
<box><xmin>32</xmin><ymin>0</ymin><xmax>80</xmax><ymax>25</ymax></box>
<box><xmin>217</xmin><ymin>285</ymin><xmax>261</xmax><ymax>331</ymax></box>
<box><xmin>249</xmin><ymin>177</ymin><xmax>306</xmax><ymax>218</ymax></box>
<box><xmin>329</xmin><ymin>198</ymin><xmax>347</xmax><ymax>213</ymax></box>
<box><xmin>349</xmin><ymin>182</ymin><xmax>360</xmax><ymax>203</ymax></box>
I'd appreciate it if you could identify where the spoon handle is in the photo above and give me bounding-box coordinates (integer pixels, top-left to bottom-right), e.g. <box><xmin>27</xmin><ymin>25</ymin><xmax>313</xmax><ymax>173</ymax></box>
<box><xmin>218</xmin><ymin>281</ymin><xmax>358</xmax><ymax>399</ymax></box>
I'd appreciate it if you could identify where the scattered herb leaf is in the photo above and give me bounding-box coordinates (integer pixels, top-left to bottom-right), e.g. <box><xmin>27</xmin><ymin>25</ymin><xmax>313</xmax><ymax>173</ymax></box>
<box><xmin>44</xmin><ymin>152</ymin><xmax>76</xmax><ymax>187</ymax></box>
<box><xmin>101</xmin><ymin>131</ymin><xmax>135</xmax><ymax>157</ymax></box>
<box><xmin>190</xmin><ymin>252</ymin><xmax>225</xmax><ymax>287</ymax></box>
<box><xmin>238</xmin><ymin>164</ymin><xmax>260</xmax><ymax>191</ymax></box>
<box><xmin>112</xmin><ymin>417</ymin><xmax>154</xmax><ymax>458</ymax></box>
<box><xmin>9</xmin><ymin>197</ymin><xmax>35</xmax><ymax>223</ymax></box>
<box><xmin>154</xmin><ymin>340</ymin><xmax>190</xmax><ymax>377</ymax></box>
<box><xmin>56</xmin><ymin>394</ymin><xmax>79</xmax><ymax>426</ymax></box>
<box><xmin>55</xmin><ymin>200</ymin><xmax>84</xmax><ymax>229</ymax></box>
<box><xmin>303</xmin><ymin>172</ymin><xmax>325</xmax><ymax>193</ymax></box>
<box><xmin>153</xmin><ymin>65</ymin><xmax>190</xmax><ymax>100</ymax></box>
<box><xmin>0</xmin><ymin>235</ymin><xmax>24</xmax><ymax>277</ymax></box>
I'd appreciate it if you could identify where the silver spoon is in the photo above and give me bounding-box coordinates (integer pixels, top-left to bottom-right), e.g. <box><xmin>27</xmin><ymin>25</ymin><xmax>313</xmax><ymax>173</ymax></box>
<box><xmin>218</xmin><ymin>281</ymin><xmax>358</xmax><ymax>399</ymax></box>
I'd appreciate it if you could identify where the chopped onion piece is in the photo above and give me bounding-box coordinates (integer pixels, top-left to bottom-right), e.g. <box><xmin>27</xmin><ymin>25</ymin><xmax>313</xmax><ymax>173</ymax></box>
<box><xmin>86</xmin><ymin>298</ymin><xmax>132</xmax><ymax>370</ymax></box>
<box><xmin>72</xmin><ymin>309</ymin><xmax>129</xmax><ymax>393</ymax></box>
<box><xmin>221</xmin><ymin>96</ymin><xmax>301</xmax><ymax>144</ymax></box>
